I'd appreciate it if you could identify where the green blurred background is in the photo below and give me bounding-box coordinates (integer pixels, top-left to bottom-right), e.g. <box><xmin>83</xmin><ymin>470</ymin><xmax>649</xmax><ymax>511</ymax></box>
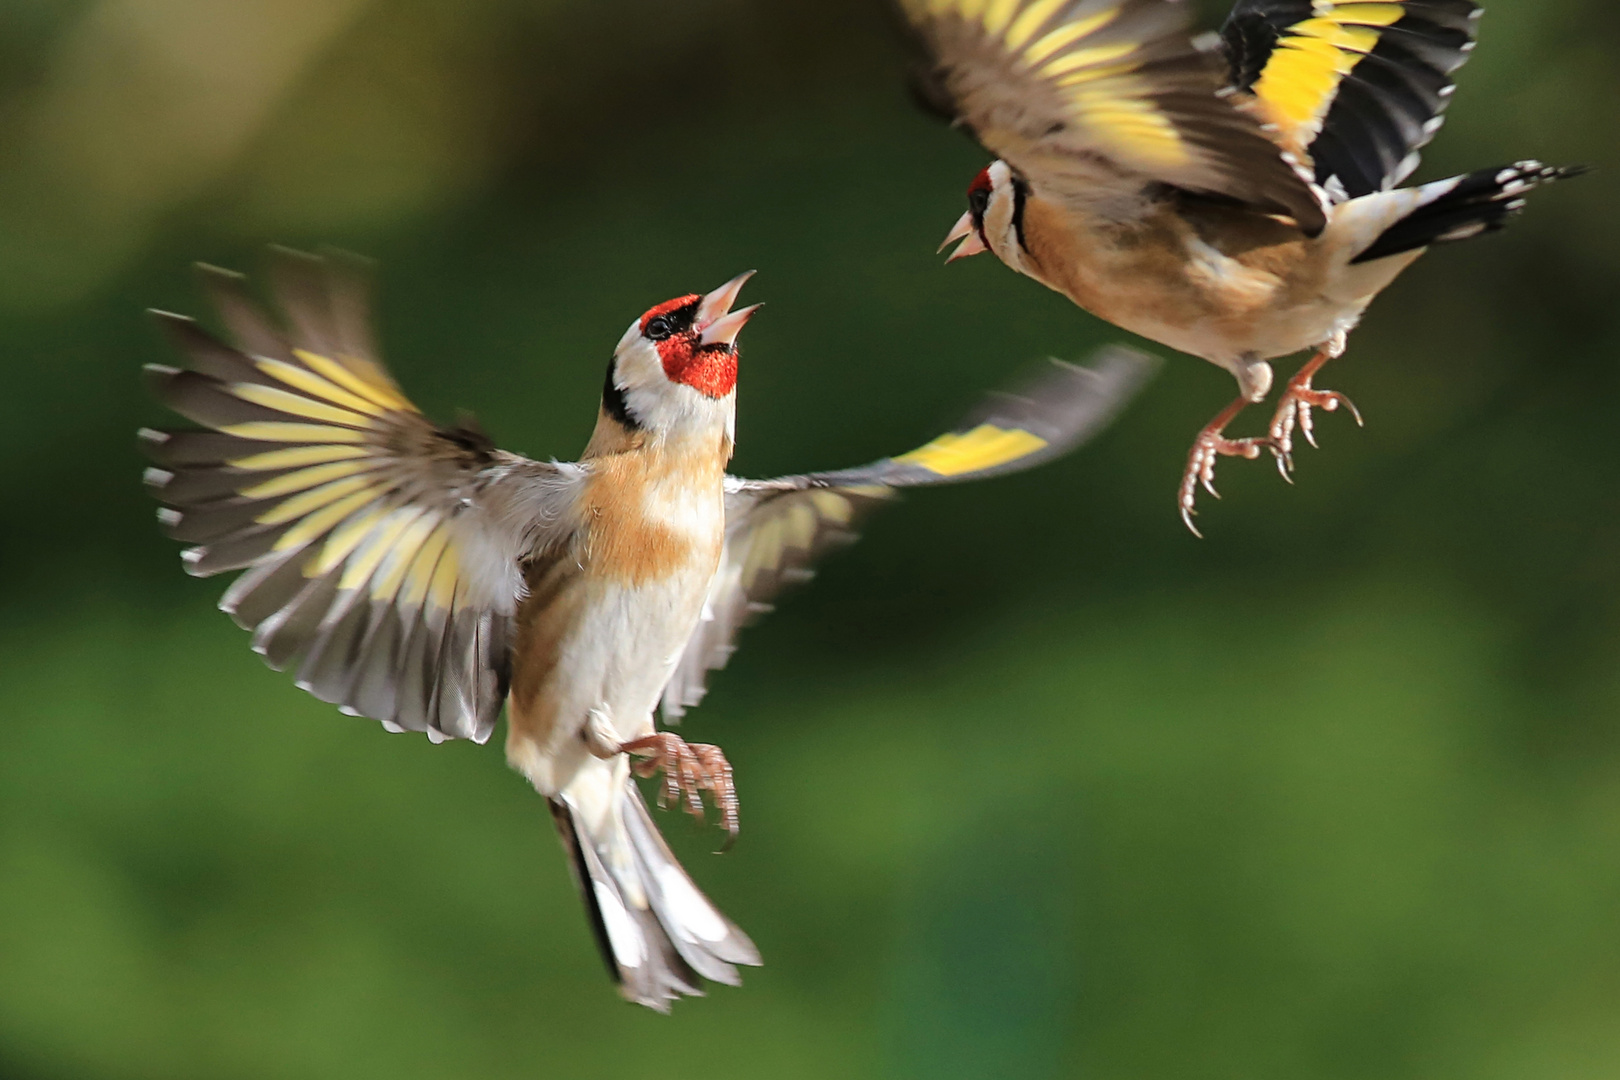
<box><xmin>2</xmin><ymin>0</ymin><xmax>1618</xmax><ymax>1076</ymax></box>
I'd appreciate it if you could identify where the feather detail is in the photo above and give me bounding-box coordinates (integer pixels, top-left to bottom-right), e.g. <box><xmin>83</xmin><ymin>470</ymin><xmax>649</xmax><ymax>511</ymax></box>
<box><xmin>901</xmin><ymin>0</ymin><xmax>1329</xmax><ymax>232</ymax></box>
<box><xmin>142</xmin><ymin>250</ymin><xmax>582</xmax><ymax>743</ymax></box>
<box><xmin>1222</xmin><ymin>0</ymin><xmax>1482</xmax><ymax>198</ymax></box>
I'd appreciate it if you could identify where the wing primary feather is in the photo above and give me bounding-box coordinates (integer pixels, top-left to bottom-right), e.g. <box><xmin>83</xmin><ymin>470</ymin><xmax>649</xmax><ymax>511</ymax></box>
<box><xmin>220</xmin><ymin>550</ymin><xmax>308</xmax><ymax>629</ymax></box>
<box><xmin>150</xmin><ymin>312</ymin><xmax>274</xmax><ymax>387</ymax></box>
<box><xmin>295</xmin><ymin>583</ymin><xmax>377</xmax><ymax>704</ymax></box>
<box><xmin>141</xmin><ymin>428</ymin><xmax>282</xmax><ymax>468</ymax></box>
<box><xmin>252</xmin><ymin>571</ymin><xmax>342</xmax><ymax>672</ymax></box>
<box><xmin>266</xmin><ymin>246</ymin><xmax>342</xmax><ymax>360</ymax></box>
<box><xmin>160</xmin><ymin>499</ymin><xmax>268</xmax><ymax>545</ymax></box>
<box><xmin>151</xmin><ymin>465</ymin><xmax>264</xmax><ymax>506</ymax></box>
<box><xmin>389</xmin><ymin>596</ymin><xmax>435</xmax><ymax>734</ymax></box>
<box><xmin>185</xmin><ymin>523</ymin><xmax>300</xmax><ymax>577</ymax></box>
<box><xmin>1224</xmin><ymin>0</ymin><xmax>1481</xmax><ymax>197</ymax></box>
<box><xmin>344</xmin><ymin>600</ymin><xmax>406</xmax><ymax>726</ymax></box>
<box><xmin>194</xmin><ymin>263</ymin><xmax>293</xmax><ymax>364</ymax></box>
<box><xmin>146</xmin><ymin>249</ymin><xmax>568</xmax><ymax>744</ymax></box>
<box><xmin>320</xmin><ymin>249</ymin><xmax>384</xmax><ymax>366</ymax></box>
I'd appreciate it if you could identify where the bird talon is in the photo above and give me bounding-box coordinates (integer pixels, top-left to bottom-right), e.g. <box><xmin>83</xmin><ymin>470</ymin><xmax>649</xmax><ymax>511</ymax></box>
<box><xmin>1178</xmin><ymin>395</ymin><xmax>1280</xmax><ymax>535</ymax></box>
<box><xmin>1268</xmin><ymin>347</ymin><xmax>1361</xmax><ymax>465</ymax></box>
<box><xmin>1341</xmin><ymin>394</ymin><xmax>1365</xmax><ymax>428</ymax></box>
<box><xmin>621</xmin><ymin>732</ymin><xmax>740</xmax><ymax>839</ymax></box>
<box><xmin>1301</xmin><ymin>411</ymin><xmax>1319</xmax><ymax>449</ymax></box>
<box><xmin>1199</xmin><ymin>451</ymin><xmax>1221</xmax><ymax>499</ymax></box>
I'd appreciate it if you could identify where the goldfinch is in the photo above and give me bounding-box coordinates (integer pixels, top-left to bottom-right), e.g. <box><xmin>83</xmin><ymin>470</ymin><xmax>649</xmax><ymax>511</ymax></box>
<box><xmin>139</xmin><ymin>249</ymin><xmax>1155</xmax><ymax>1010</ymax></box>
<box><xmin>900</xmin><ymin>0</ymin><xmax>1583</xmax><ymax>532</ymax></box>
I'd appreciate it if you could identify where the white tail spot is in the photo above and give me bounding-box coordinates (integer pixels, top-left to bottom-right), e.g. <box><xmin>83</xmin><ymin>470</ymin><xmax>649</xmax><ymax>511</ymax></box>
<box><xmin>655</xmin><ymin>861</ymin><xmax>729</xmax><ymax>943</ymax></box>
<box><xmin>593</xmin><ymin>881</ymin><xmax>647</xmax><ymax>967</ymax></box>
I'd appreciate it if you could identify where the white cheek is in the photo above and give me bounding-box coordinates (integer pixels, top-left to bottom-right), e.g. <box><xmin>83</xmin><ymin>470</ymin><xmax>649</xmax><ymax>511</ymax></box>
<box><xmin>981</xmin><ymin>161</ymin><xmax>1029</xmax><ymax>271</ymax></box>
<box><xmin>984</xmin><ymin>198</ymin><xmax>1023</xmax><ymax>270</ymax></box>
<box><xmin>611</xmin><ymin>337</ymin><xmax>736</xmax><ymax>439</ymax></box>
<box><xmin>614</xmin><ymin>337</ymin><xmax>665</xmax><ymax>392</ymax></box>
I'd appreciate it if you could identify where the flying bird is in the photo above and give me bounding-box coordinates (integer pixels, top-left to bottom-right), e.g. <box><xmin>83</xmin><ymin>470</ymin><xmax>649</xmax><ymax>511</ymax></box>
<box><xmin>138</xmin><ymin>250</ymin><xmax>1155</xmax><ymax>1010</ymax></box>
<box><xmin>900</xmin><ymin>0</ymin><xmax>1583</xmax><ymax>532</ymax></box>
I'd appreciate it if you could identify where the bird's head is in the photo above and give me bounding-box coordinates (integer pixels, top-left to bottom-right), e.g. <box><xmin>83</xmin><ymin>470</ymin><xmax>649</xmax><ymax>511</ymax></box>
<box><xmin>940</xmin><ymin>160</ymin><xmax>1027</xmax><ymax>267</ymax></box>
<box><xmin>602</xmin><ymin>271</ymin><xmax>760</xmax><ymax>441</ymax></box>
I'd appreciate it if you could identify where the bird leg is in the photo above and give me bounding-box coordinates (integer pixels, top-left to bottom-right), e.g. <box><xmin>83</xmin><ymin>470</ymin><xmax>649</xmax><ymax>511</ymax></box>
<box><xmin>1268</xmin><ymin>341</ymin><xmax>1362</xmax><ymax>475</ymax></box>
<box><xmin>620</xmin><ymin>732</ymin><xmax>739</xmax><ymax>840</ymax></box>
<box><xmin>1180</xmin><ymin>394</ymin><xmax>1279</xmax><ymax>537</ymax></box>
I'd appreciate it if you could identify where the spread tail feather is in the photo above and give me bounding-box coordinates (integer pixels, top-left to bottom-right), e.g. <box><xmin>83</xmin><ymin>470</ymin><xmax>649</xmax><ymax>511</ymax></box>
<box><xmin>549</xmin><ymin>781</ymin><xmax>759</xmax><ymax>1011</ymax></box>
<box><xmin>1351</xmin><ymin>160</ymin><xmax>1586</xmax><ymax>264</ymax></box>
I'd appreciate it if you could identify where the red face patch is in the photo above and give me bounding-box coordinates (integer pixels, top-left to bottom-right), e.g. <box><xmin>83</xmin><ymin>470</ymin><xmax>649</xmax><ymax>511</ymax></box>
<box><xmin>967</xmin><ymin>166</ymin><xmax>993</xmax><ymax>199</ymax></box>
<box><xmin>659</xmin><ymin>339</ymin><xmax>738</xmax><ymax>398</ymax></box>
<box><xmin>637</xmin><ymin>293</ymin><xmax>738</xmax><ymax>399</ymax></box>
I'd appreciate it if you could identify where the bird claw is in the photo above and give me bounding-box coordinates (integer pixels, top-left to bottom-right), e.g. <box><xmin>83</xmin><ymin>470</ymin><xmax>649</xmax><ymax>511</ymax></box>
<box><xmin>622</xmin><ymin>731</ymin><xmax>739</xmax><ymax>842</ymax></box>
<box><xmin>1269</xmin><ymin>371</ymin><xmax>1362</xmax><ymax>466</ymax></box>
<box><xmin>1274</xmin><ymin>444</ymin><xmax>1295</xmax><ymax>483</ymax></box>
<box><xmin>1179</xmin><ymin>343</ymin><xmax>1358</xmax><ymax>533</ymax></box>
<box><xmin>1179</xmin><ymin>424</ymin><xmax>1279</xmax><ymax>537</ymax></box>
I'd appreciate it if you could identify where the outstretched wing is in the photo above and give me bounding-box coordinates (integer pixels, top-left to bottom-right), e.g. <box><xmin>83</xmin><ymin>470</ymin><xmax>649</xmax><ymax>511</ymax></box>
<box><xmin>899</xmin><ymin>0</ymin><xmax>1327</xmax><ymax>233</ymax></box>
<box><xmin>1221</xmin><ymin>0</ymin><xmax>1482</xmax><ymax>200</ymax></box>
<box><xmin>141</xmin><ymin>249</ymin><xmax>583</xmax><ymax>744</ymax></box>
<box><xmin>659</xmin><ymin>346</ymin><xmax>1158</xmax><ymax>721</ymax></box>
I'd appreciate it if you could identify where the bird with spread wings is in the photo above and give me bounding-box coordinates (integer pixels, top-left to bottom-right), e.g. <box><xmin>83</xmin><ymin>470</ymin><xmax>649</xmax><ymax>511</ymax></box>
<box><xmin>901</xmin><ymin>0</ymin><xmax>1581</xmax><ymax>531</ymax></box>
<box><xmin>140</xmin><ymin>250</ymin><xmax>1156</xmax><ymax>1008</ymax></box>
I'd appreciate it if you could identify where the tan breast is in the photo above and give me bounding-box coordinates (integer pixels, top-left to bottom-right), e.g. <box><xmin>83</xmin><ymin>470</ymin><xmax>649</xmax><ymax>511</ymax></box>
<box><xmin>578</xmin><ymin>432</ymin><xmax>728</xmax><ymax>587</ymax></box>
<box><xmin>1019</xmin><ymin>195</ymin><xmax>1339</xmax><ymax>365</ymax></box>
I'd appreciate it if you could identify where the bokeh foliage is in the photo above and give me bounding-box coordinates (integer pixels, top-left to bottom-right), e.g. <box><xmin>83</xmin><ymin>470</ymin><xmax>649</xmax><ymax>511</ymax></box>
<box><xmin>2</xmin><ymin>1</ymin><xmax>1619</xmax><ymax>1077</ymax></box>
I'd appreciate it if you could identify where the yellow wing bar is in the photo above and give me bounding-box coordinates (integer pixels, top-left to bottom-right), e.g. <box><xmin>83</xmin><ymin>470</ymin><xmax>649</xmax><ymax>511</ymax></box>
<box><xmin>1224</xmin><ymin>0</ymin><xmax>1483</xmax><ymax>196</ymax></box>
<box><xmin>905</xmin><ymin>0</ymin><xmax>1195</xmax><ymax>173</ymax></box>
<box><xmin>1250</xmin><ymin>3</ymin><xmax>1407</xmax><ymax>150</ymax></box>
<box><xmin>895</xmin><ymin>424</ymin><xmax>1049</xmax><ymax>478</ymax></box>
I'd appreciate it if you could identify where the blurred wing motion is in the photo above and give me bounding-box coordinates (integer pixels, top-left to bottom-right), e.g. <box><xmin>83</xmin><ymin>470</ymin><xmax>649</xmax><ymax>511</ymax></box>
<box><xmin>141</xmin><ymin>250</ymin><xmax>580</xmax><ymax>744</ymax></box>
<box><xmin>660</xmin><ymin>346</ymin><xmax>1158</xmax><ymax>720</ymax></box>
<box><xmin>899</xmin><ymin>0</ymin><xmax>1327</xmax><ymax>232</ymax></box>
<box><xmin>1220</xmin><ymin>0</ymin><xmax>1482</xmax><ymax>200</ymax></box>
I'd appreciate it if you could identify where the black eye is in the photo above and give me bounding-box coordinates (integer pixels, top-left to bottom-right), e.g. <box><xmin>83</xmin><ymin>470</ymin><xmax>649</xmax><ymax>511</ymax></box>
<box><xmin>967</xmin><ymin>187</ymin><xmax>990</xmax><ymax>221</ymax></box>
<box><xmin>645</xmin><ymin>316</ymin><xmax>673</xmax><ymax>340</ymax></box>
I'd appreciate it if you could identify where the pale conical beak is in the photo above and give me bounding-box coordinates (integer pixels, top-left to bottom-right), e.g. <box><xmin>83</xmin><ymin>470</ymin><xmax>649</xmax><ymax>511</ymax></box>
<box><xmin>942</xmin><ymin>210</ymin><xmax>989</xmax><ymax>263</ymax></box>
<box><xmin>946</xmin><ymin>233</ymin><xmax>989</xmax><ymax>262</ymax></box>
<box><xmin>938</xmin><ymin>211</ymin><xmax>975</xmax><ymax>253</ymax></box>
<box><xmin>699</xmin><ymin>303</ymin><xmax>762</xmax><ymax>347</ymax></box>
<box><xmin>696</xmin><ymin>270</ymin><xmax>756</xmax><ymax>329</ymax></box>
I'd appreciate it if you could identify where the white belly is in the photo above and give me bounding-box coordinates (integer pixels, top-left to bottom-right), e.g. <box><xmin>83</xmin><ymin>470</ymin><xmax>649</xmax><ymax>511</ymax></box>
<box><xmin>1123</xmin><ymin>298</ymin><xmax>1370</xmax><ymax>370</ymax></box>
<box><xmin>559</xmin><ymin>570</ymin><xmax>713</xmax><ymax>743</ymax></box>
<box><xmin>505</xmin><ymin>452</ymin><xmax>725</xmax><ymax>796</ymax></box>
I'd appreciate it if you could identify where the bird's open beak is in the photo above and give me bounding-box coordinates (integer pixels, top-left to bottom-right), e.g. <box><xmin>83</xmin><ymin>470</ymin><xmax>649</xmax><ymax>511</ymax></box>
<box><xmin>939</xmin><ymin>211</ymin><xmax>988</xmax><ymax>262</ymax></box>
<box><xmin>697</xmin><ymin>271</ymin><xmax>761</xmax><ymax>347</ymax></box>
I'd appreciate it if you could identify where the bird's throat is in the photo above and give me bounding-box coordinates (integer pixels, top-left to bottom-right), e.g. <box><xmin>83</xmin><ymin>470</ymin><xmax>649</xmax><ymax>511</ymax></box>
<box><xmin>659</xmin><ymin>341</ymin><xmax>738</xmax><ymax>399</ymax></box>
